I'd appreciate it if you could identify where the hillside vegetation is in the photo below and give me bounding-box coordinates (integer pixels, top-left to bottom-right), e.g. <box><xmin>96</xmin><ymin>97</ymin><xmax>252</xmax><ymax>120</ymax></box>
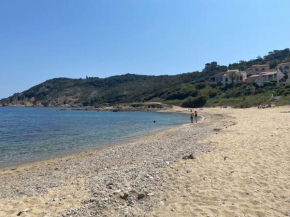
<box><xmin>1</xmin><ymin>48</ymin><xmax>290</xmax><ymax>108</ymax></box>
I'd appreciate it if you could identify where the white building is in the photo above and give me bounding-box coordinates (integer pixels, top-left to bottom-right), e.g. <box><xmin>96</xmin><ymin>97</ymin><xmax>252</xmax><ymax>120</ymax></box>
<box><xmin>246</xmin><ymin>64</ymin><xmax>270</xmax><ymax>76</ymax></box>
<box><xmin>247</xmin><ymin>70</ymin><xmax>284</xmax><ymax>85</ymax></box>
<box><xmin>221</xmin><ymin>70</ymin><xmax>247</xmax><ymax>86</ymax></box>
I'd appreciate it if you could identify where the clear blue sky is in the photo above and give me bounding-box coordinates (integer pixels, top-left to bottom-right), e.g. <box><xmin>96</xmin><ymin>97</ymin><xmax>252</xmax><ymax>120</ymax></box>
<box><xmin>0</xmin><ymin>0</ymin><xmax>289</xmax><ymax>99</ymax></box>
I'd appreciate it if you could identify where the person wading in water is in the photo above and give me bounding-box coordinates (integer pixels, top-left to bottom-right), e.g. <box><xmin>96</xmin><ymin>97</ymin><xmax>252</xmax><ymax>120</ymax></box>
<box><xmin>190</xmin><ymin>111</ymin><xmax>194</xmax><ymax>123</ymax></box>
<box><xmin>195</xmin><ymin>110</ymin><xmax>198</xmax><ymax>123</ymax></box>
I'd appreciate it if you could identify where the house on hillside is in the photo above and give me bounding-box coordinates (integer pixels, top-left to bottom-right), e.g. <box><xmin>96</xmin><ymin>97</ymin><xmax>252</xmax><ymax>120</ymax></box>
<box><xmin>211</xmin><ymin>70</ymin><xmax>246</xmax><ymax>86</ymax></box>
<box><xmin>211</xmin><ymin>72</ymin><xmax>225</xmax><ymax>83</ymax></box>
<box><xmin>277</xmin><ymin>62</ymin><xmax>290</xmax><ymax>83</ymax></box>
<box><xmin>246</xmin><ymin>70</ymin><xmax>284</xmax><ymax>85</ymax></box>
<box><xmin>277</xmin><ymin>62</ymin><xmax>290</xmax><ymax>72</ymax></box>
<box><xmin>246</xmin><ymin>64</ymin><xmax>270</xmax><ymax>76</ymax></box>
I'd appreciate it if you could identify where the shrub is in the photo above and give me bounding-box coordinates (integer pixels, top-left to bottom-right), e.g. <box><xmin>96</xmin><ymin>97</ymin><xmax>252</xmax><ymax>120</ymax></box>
<box><xmin>190</xmin><ymin>90</ymin><xmax>199</xmax><ymax>97</ymax></box>
<box><xmin>195</xmin><ymin>83</ymin><xmax>206</xmax><ymax>90</ymax></box>
<box><xmin>283</xmin><ymin>91</ymin><xmax>290</xmax><ymax>96</ymax></box>
<box><xmin>208</xmin><ymin>90</ymin><xmax>217</xmax><ymax>98</ymax></box>
<box><xmin>147</xmin><ymin>103</ymin><xmax>163</xmax><ymax>108</ymax></box>
<box><xmin>181</xmin><ymin>96</ymin><xmax>207</xmax><ymax>108</ymax></box>
<box><xmin>255</xmin><ymin>89</ymin><xmax>265</xmax><ymax>94</ymax></box>
<box><xmin>166</xmin><ymin>91</ymin><xmax>191</xmax><ymax>100</ymax></box>
<box><xmin>216</xmin><ymin>81</ymin><xmax>223</xmax><ymax>87</ymax></box>
<box><xmin>131</xmin><ymin>103</ymin><xmax>144</xmax><ymax>107</ymax></box>
<box><xmin>263</xmin><ymin>82</ymin><xmax>276</xmax><ymax>87</ymax></box>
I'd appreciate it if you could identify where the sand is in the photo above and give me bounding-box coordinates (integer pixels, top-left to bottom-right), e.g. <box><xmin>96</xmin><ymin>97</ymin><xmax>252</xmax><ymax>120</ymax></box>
<box><xmin>151</xmin><ymin>107</ymin><xmax>290</xmax><ymax>217</ymax></box>
<box><xmin>0</xmin><ymin>106</ymin><xmax>290</xmax><ymax>216</ymax></box>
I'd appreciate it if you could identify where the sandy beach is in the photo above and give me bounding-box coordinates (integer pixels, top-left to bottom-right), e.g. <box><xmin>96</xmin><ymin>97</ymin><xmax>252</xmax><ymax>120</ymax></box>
<box><xmin>0</xmin><ymin>106</ymin><xmax>290</xmax><ymax>216</ymax></box>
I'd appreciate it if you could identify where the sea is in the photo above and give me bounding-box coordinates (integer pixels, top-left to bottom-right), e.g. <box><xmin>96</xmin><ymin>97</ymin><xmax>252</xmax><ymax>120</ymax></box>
<box><xmin>0</xmin><ymin>107</ymin><xmax>197</xmax><ymax>167</ymax></box>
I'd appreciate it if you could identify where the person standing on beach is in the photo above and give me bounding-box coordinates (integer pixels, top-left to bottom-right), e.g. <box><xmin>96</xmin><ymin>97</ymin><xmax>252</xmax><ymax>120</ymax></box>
<box><xmin>190</xmin><ymin>111</ymin><xmax>194</xmax><ymax>123</ymax></box>
<box><xmin>195</xmin><ymin>111</ymin><xmax>198</xmax><ymax>123</ymax></box>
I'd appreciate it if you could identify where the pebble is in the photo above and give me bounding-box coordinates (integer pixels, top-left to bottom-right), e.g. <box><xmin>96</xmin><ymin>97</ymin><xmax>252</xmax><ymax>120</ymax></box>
<box><xmin>137</xmin><ymin>193</ymin><xmax>146</xmax><ymax>200</ymax></box>
<box><xmin>182</xmin><ymin>154</ymin><xmax>196</xmax><ymax>160</ymax></box>
<box><xmin>120</xmin><ymin>192</ymin><xmax>129</xmax><ymax>200</ymax></box>
<box><xmin>17</xmin><ymin>208</ymin><xmax>29</xmax><ymax>216</ymax></box>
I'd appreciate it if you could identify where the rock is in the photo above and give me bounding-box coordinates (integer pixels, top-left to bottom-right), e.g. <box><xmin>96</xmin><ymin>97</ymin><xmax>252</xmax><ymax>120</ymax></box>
<box><xmin>137</xmin><ymin>193</ymin><xmax>146</xmax><ymax>200</ymax></box>
<box><xmin>120</xmin><ymin>192</ymin><xmax>129</xmax><ymax>200</ymax></box>
<box><xmin>182</xmin><ymin>154</ymin><xmax>196</xmax><ymax>160</ymax></box>
<box><xmin>89</xmin><ymin>198</ymin><xmax>97</xmax><ymax>203</ymax></box>
<box><xmin>145</xmin><ymin>174</ymin><xmax>154</xmax><ymax>179</ymax></box>
<box><xmin>147</xmin><ymin>193</ymin><xmax>154</xmax><ymax>196</ymax></box>
<box><xmin>113</xmin><ymin>189</ymin><xmax>122</xmax><ymax>194</ymax></box>
<box><xmin>17</xmin><ymin>208</ymin><xmax>29</xmax><ymax>216</ymax></box>
<box><xmin>186</xmin><ymin>170</ymin><xmax>191</xmax><ymax>173</ymax></box>
<box><xmin>107</xmin><ymin>182</ymin><xmax>113</xmax><ymax>186</ymax></box>
<box><xmin>127</xmin><ymin>200</ymin><xmax>134</xmax><ymax>206</ymax></box>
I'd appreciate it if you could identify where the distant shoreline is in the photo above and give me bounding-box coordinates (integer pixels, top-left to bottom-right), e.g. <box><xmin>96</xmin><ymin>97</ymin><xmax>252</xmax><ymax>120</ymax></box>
<box><xmin>0</xmin><ymin>103</ymin><xmax>173</xmax><ymax>112</ymax></box>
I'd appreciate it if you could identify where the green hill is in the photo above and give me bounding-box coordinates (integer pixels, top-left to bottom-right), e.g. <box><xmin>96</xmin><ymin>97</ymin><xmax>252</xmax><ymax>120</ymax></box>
<box><xmin>1</xmin><ymin>48</ymin><xmax>290</xmax><ymax>108</ymax></box>
<box><xmin>0</xmin><ymin>73</ymin><xmax>202</xmax><ymax>107</ymax></box>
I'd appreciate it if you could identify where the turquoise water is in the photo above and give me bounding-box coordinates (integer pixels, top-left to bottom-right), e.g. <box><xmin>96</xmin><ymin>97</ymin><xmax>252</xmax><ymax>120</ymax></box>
<box><xmin>0</xmin><ymin>107</ymin><xmax>194</xmax><ymax>167</ymax></box>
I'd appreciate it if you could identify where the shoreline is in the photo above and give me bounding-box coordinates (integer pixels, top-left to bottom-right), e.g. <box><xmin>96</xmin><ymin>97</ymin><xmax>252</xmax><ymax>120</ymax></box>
<box><xmin>0</xmin><ymin>117</ymin><xmax>197</xmax><ymax>171</ymax></box>
<box><xmin>0</xmin><ymin>107</ymin><xmax>201</xmax><ymax>170</ymax></box>
<box><xmin>0</xmin><ymin>103</ymin><xmax>172</xmax><ymax>112</ymax></box>
<box><xmin>0</xmin><ymin>107</ymin><xmax>217</xmax><ymax>216</ymax></box>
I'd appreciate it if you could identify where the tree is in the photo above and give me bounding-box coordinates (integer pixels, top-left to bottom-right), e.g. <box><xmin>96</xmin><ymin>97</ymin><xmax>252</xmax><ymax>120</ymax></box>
<box><xmin>269</xmin><ymin>60</ymin><xmax>278</xmax><ymax>69</ymax></box>
<box><xmin>210</xmin><ymin>61</ymin><xmax>218</xmax><ymax>68</ymax></box>
<box><xmin>204</xmin><ymin>61</ymin><xmax>218</xmax><ymax>71</ymax></box>
<box><xmin>229</xmin><ymin>72</ymin><xmax>240</xmax><ymax>86</ymax></box>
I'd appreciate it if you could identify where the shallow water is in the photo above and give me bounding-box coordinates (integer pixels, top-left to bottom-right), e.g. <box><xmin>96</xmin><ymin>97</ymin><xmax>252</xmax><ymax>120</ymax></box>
<box><xmin>0</xmin><ymin>107</ymin><xmax>198</xmax><ymax>167</ymax></box>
